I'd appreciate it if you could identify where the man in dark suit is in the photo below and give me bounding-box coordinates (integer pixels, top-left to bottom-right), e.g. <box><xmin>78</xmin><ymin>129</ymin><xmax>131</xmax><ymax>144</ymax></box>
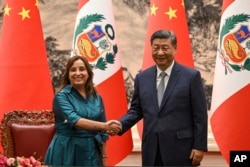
<box><xmin>111</xmin><ymin>29</ymin><xmax>207</xmax><ymax>166</ymax></box>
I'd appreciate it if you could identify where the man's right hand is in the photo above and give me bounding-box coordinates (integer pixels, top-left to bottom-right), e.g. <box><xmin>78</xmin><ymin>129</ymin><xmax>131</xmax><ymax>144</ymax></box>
<box><xmin>106</xmin><ymin>120</ymin><xmax>122</xmax><ymax>136</ymax></box>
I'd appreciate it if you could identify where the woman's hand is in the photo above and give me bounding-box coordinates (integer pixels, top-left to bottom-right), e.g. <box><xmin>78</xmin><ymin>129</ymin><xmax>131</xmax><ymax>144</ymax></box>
<box><xmin>105</xmin><ymin>120</ymin><xmax>122</xmax><ymax>135</ymax></box>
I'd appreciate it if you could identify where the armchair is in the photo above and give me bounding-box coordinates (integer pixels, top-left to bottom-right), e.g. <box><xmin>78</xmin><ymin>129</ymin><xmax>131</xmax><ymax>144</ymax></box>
<box><xmin>0</xmin><ymin>110</ymin><xmax>55</xmax><ymax>162</ymax></box>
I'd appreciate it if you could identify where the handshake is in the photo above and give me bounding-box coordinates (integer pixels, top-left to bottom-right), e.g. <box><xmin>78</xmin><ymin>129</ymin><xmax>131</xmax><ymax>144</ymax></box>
<box><xmin>104</xmin><ymin>120</ymin><xmax>122</xmax><ymax>136</ymax></box>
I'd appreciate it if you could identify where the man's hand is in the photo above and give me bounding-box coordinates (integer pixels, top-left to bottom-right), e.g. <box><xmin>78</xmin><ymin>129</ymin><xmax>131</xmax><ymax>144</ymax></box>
<box><xmin>189</xmin><ymin>149</ymin><xmax>204</xmax><ymax>166</ymax></box>
<box><xmin>106</xmin><ymin>120</ymin><xmax>122</xmax><ymax>136</ymax></box>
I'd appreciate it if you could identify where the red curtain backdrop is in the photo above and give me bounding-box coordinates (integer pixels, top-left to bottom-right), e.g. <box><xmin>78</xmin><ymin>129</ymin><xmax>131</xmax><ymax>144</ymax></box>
<box><xmin>0</xmin><ymin>0</ymin><xmax>54</xmax><ymax>153</ymax></box>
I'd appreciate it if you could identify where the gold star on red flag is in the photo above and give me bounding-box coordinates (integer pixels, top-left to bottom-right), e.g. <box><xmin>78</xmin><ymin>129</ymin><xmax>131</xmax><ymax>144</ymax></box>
<box><xmin>4</xmin><ymin>4</ymin><xmax>11</xmax><ymax>16</ymax></box>
<box><xmin>165</xmin><ymin>6</ymin><xmax>177</xmax><ymax>20</ymax></box>
<box><xmin>18</xmin><ymin>7</ymin><xmax>31</xmax><ymax>20</ymax></box>
<box><xmin>150</xmin><ymin>3</ymin><xmax>158</xmax><ymax>16</ymax></box>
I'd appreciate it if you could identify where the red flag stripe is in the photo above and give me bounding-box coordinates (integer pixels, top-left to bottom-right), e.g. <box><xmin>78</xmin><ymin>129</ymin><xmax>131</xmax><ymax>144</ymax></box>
<box><xmin>221</xmin><ymin>0</ymin><xmax>234</xmax><ymax>13</ymax></box>
<box><xmin>77</xmin><ymin>0</ymin><xmax>88</xmax><ymax>11</ymax></box>
<box><xmin>211</xmin><ymin>84</ymin><xmax>250</xmax><ymax>164</ymax></box>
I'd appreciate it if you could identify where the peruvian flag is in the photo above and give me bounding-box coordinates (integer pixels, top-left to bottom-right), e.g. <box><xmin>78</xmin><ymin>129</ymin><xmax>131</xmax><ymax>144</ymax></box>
<box><xmin>72</xmin><ymin>0</ymin><xmax>133</xmax><ymax>165</ymax></box>
<box><xmin>0</xmin><ymin>0</ymin><xmax>54</xmax><ymax>152</ymax></box>
<box><xmin>137</xmin><ymin>0</ymin><xmax>194</xmax><ymax>138</ymax></box>
<box><xmin>210</xmin><ymin>0</ymin><xmax>250</xmax><ymax>164</ymax></box>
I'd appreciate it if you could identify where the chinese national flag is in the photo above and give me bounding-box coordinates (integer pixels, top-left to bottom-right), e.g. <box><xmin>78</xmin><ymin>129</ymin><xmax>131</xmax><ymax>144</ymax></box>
<box><xmin>72</xmin><ymin>0</ymin><xmax>133</xmax><ymax>165</ymax></box>
<box><xmin>137</xmin><ymin>0</ymin><xmax>194</xmax><ymax>138</ymax></box>
<box><xmin>210</xmin><ymin>0</ymin><xmax>250</xmax><ymax>164</ymax></box>
<box><xmin>0</xmin><ymin>0</ymin><xmax>54</xmax><ymax>152</ymax></box>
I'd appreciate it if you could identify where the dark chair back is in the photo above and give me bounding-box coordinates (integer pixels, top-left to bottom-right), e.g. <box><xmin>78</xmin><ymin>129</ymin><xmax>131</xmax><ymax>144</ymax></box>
<box><xmin>0</xmin><ymin>110</ymin><xmax>55</xmax><ymax>161</ymax></box>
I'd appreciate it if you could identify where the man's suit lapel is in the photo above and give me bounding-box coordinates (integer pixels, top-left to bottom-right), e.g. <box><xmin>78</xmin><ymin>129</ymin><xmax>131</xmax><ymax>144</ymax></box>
<box><xmin>159</xmin><ymin>62</ymin><xmax>180</xmax><ymax>110</ymax></box>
